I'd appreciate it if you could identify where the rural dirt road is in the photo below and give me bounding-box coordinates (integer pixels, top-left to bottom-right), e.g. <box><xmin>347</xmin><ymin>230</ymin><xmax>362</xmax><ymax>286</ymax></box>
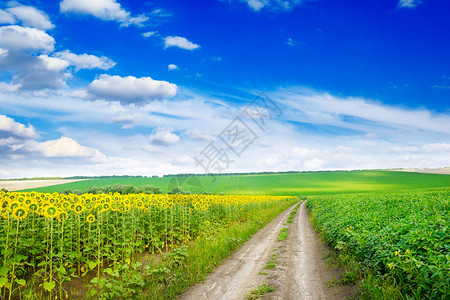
<box><xmin>0</xmin><ymin>179</ymin><xmax>86</xmax><ymax>191</ymax></box>
<box><xmin>180</xmin><ymin>202</ymin><xmax>356</xmax><ymax>300</ymax></box>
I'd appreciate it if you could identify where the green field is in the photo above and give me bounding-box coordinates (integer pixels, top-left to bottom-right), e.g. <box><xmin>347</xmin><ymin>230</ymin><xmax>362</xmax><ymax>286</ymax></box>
<box><xmin>307</xmin><ymin>188</ymin><xmax>450</xmax><ymax>298</ymax></box>
<box><xmin>19</xmin><ymin>170</ymin><xmax>450</xmax><ymax>195</ymax></box>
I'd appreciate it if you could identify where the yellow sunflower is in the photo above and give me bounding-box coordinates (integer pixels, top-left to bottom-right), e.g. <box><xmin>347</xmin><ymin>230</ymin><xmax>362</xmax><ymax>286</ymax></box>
<box><xmin>12</xmin><ymin>206</ymin><xmax>28</xmax><ymax>220</ymax></box>
<box><xmin>86</xmin><ymin>214</ymin><xmax>96</xmax><ymax>224</ymax></box>
<box><xmin>44</xmin><ymin>205</ymin><xmax>59</xmax><ymax>219</ymax></box>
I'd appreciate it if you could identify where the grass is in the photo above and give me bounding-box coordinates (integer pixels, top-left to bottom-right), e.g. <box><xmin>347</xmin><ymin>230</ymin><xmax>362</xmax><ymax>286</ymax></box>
<box><xmin>286</xmin><ymin>202</ymin><xmax>301</xmax><ymax>224</ymax></box>
<box><xmin>264</xmin><ymin>259</ymin><xmax>278</xmax><ymax>269</ymax></box>
<box><xmin>17</xmin><ymin>170</ymin><xmax>450</xmax><ymax>195</ymax></box>
<box><xmin>144</xmin><ymin>199</ymin><xmax>298</xmax><ymax>299</ymax></box>
<box><xmin>246</xmin><ymin>281</ymin><xmax>275</xmax><ymax>299</ymax></box>
<box><xmin>277</xmin><ymin>228</ymin><xmax>289</xmax><ymax>241</ymax></box>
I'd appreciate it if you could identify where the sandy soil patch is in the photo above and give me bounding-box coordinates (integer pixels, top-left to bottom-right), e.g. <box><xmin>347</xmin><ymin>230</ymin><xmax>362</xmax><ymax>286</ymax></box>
<box><xmin>179</xmin><ymin>202</ymin><xmax>356</xmax><ymax>300</ymax></box>
<box><xmin>391</xmin><ymin>167</ymin><xmax>450</xmax><ymax>175</ymax></box>
<box><xmin>0</xmin><ymin>179</ymin><xmax>87</xmax><ymax>191</ymax></box>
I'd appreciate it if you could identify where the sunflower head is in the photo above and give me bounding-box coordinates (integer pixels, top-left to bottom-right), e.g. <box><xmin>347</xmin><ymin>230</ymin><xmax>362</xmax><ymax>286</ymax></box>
<box><xmin>12</xmin><ymin>206</ymin><xmax>28</xmax><ymax>220</ymax></box>
<box><xmin>10</xmin><ymin>201</ymin><xmax>20</xmax><ymax>211</ymax></box>
<box><xmin>28</xmin><ymin>203</ymin><xmax>38</xmax><ymax>211</ymax></box>
<box><xmin>86</xmin><ymin>214</ymin><xmax>96</xmax><ymax>224</ymax></box>
<box><xmin>94</xmin><ymin>204</ymin><xmax>103</xmax><ymax>213</ymax></box>
<box><xmin>44</xmin><ymin>205</ymin><xmax>59</xmax><ymax>218</ymax></box>
<box><xmin>74</xmin><ymin>203</ymin><xmax>84</xmax><ymax>214</ymax></box>
<box><xmin>58</xmin><ymin>211</ymin><xmax>68</xmax><ymax>221</ymax></box>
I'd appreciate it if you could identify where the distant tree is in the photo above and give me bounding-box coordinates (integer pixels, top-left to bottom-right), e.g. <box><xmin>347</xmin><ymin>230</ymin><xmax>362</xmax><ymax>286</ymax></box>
<box><xmin>72</xmin><ymin>190</ymin><xmax>83</xmax><ymax>195</ymax></box>
<box><xmin>86</xmin><ymin>186</ymin><xmax>99</xmax><ymax>194</ymax></box>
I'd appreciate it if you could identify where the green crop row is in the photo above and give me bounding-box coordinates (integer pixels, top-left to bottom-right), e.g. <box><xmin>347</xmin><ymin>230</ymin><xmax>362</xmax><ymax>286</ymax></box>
<box><xmin>306</xmin><ymin>187</ymin><xmax>449</xmax><ymax>299</ymax></box>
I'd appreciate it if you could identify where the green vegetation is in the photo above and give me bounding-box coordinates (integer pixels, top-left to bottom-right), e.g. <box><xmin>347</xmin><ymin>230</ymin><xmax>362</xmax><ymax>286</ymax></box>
<box><xmin>277</xmin><ymin>228</ymin><xmax>289</xmax><ymax>241</ymax></box>
<box><xmin>306</xmin><ymin>187</ymin><xmax>450</xmax><ymax>299</ymax></box>
<box><xmin>246</xmin><ymin>281</ymin><xmax>275</xmax><ymax>299</ymax></box>
<box><xmin>286</xmin><ymin>202</ymin><xmax>301</xmax><ymax>224</ymax></box>
<box><xmin>18</xmin><ymin>170</ymin><xmax>450</xmax><ymax>195</ymax></box>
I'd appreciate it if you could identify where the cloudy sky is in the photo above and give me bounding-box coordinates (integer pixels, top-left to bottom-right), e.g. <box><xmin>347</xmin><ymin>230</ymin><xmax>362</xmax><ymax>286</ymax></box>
<box><xmin>0</xmin><ymin>0</ymin><xmax>449</xmax><ymax>178</ymax></box>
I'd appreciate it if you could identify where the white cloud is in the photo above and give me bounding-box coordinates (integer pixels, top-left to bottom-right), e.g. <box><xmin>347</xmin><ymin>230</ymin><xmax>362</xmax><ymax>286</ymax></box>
<box><xmin>0</xmin><ymin>47</ymin><xmax>8</xmax><ymax>58</ymax></box>
<box><xmin>242</xmin><ymin>0</ymin><xmax>305</xmax><ymax>11</ymax></box>
<box><xmin>37</xmin><ymin>136</ymin><xmax>106</xmax><ymax>161</ymax></box>
<box><xmin>164</xmin><ymin>36</ymin><xmax>200</xmax><ymax>50</ymax></box>
<box><xmin>168</xmin><ymin>64</ymin><xmax>177</xmax><ymax>71</ymax></box>
<box><xmin>53</xmin><ymin>50</ymin><xmax>116</xmax><ymax>71</ymax></box>
<box><xmin>142</xmin><ymin>31</ymin><xmax>158</xmax><ymax>38</ymax></box>
<box><xmin>0</xmin><ymin>25</ymin><xmax>54</xmax><ymax>52</ymax></box>
<box><xmin>60</xmin><ymin>0</ymin><xmax>148</xmax><ymax>27</ymax></box>
<box><xmin>276</xmin><ymin>88</ymin><xmax>450</xmax><ymax>135</ymax></box>
<box><xmin>247</xmin><ymin>0</ymin><xmax>265</xmax><ymax>11</ymax></box>
<box><xmin>1</xmin><ymin>87</ymin><xmax>449</xmax><ymax>177</ymax></box>
<box><xmin>39</xmin><ymin>55</ymin><xmax>70</xmax><ymax>72</ymax></box>
<box><xmin>398</xmin><ymin>0</ymin><xmax>422</xmax><ymax>8</ymax></box>
<box><xmin>84</xmin><ymin>74</ymin><xmax>177</xmax><ymax>104</ymax></box>
<box><xmin>0</xmin><ymin>9</ymin><xmax>16</xmax><ymax>24</ymax></box>
<box><xmin>150</xmin><ymin>127</ymin><xmax>180</xmax><ymax>145</ymax></box>
<box><xmin>0</xmin><ymin>114</ymin><xmax>37</xmax><ymax>139</ymax></box>
<box><xmin>6</xmin><ymin>3</ymin><xmax>54</xmax><ymax>30</ymax></box>
<box><xmin>184</xmin><ymin>129</ymin><xmax>215</xmax><ymax>141</ymax></box>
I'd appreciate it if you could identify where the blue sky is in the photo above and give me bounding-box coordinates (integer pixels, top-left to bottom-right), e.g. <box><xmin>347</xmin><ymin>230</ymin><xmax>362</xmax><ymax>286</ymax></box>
<box><xmin>0</xmin><ymin>0</ymin><xmax>449</xmax><ymax>178</ymax></box>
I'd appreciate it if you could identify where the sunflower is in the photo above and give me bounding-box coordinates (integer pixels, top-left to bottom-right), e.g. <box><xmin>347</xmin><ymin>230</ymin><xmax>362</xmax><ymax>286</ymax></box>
<box><xmin>86</xmin><ymin>214</ymin><xmax>96</xmax><ymax>224</ymax></box>
<box><xmin>74</xmin><ymin>203</ymin><xmax>84</xmax><ymax>214</ymax></box>
<box><xmin>61</xmin><ymin>201</ymin><xmax>71</xmax><ymax>210</ymax></box>
<box><xmin>58</xmin><ymin>211</ymin><xmax>68</xmax><ymax>221</ymax></box>
<box><xmin>94</xmin><ymin>204</ymin><xmax>103</xmax><ymax>213</ymax></box>
<box><xmin>102</xmin><ymin>202</ymin><xmax>110</xmax><ymax>211</ymax></box>
<box><xmin>12</xmin><ymin>206</ymin><xmax>28</xmax><ymax>220</ymax></box>
<box><xmin>28</xmin><ymin>203</ymin><xmax>38</xmax><ymax>212</ymax></box>
<box><xmin>44</xmin><ymin>205</ymin><xmax>59</xmax><ymax>218</ymax></box>
<box><xmin>9</xmin><ymin>201</ymin><xmax>20</xmax><ymax>211</ymax></box>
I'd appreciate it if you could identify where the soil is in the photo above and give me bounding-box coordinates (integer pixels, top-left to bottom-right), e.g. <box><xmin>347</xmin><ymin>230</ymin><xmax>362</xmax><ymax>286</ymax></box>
<box><xmin>0</xmin><ymin>179</ymin><xmax>86</xmax><ymax>191</ymax></box>
<box><xmin>391</xmin><ymin>167</ymin><xmax>450</xmax><ymax>175</ymax></box>
<box><xmin>179</xmin><ymin>202</ymin><xmax>357</xmax><ymax>300</ymax></box>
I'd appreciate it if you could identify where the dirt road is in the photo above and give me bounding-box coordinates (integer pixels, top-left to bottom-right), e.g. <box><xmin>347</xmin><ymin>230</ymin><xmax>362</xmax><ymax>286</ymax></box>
<box><xmin>391</xmin><ymin>167</ymin><xmax>450</xmax><ymax>175</ymax></box>
<box><xmin>180</xmin><ymin>202</ymin><xmax>356</xmax><ymax>300</ymax></box>
<box><xmin>0</xmin><ymin>179</ymin><xmax>86</xmax><ymax>191</ymax></box>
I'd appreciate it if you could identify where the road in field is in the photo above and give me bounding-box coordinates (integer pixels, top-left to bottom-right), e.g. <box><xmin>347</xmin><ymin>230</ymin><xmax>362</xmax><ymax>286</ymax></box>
<box><xmin>0</xmin><ymin>179</ymin><xmax>87</xmax><ymax>191</ymax></box>
<box><xmin>391</xmin><ymin>167</ymin><xmax>450</xmax><ymax>175</ymax></box>
<box><xmin>179</xmin><ymin>202</ymin><xmax>356</xmax><ymax>300</ymax></box>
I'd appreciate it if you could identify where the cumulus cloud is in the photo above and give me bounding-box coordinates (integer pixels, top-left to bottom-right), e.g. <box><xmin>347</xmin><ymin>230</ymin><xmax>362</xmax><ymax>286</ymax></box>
<box><xmin>37</xmin><ymin>136</ymin><xmax>106</xmax><ymax>161</ymax></box>
<box><xmin>60</xmin><ymin>0</ymin><xmax>148</xmax><ymax>27</ymax></box>
<box><xmin>5</xmin><ymin>3</ymin><xmax>54</xmax><ymax>30</ymax></box>
<box><xmin>164</xmin><ymin>36</ymin><xmax>200</xmax><ymax>50</ymax></box>
<box><xmin>0</xmin><ymin>9</ymin><xmax>16</xmax><ymax>24</ymax></box>
<box><xmin>83</xmin><ymin>74</ymin><xmax>177</xmax><ymax>104</ymax></box>
<box><xmin>149</xmin><ymin>127</ymin><xmax>180</xmax><ymax>145</ymax></box>
<box><xmin>0</xmin><ymin>114</ymin><xmax>108</xmax><ymax>165</ymax></box>
<box><xmin>53</xmin><ymin>50</ymin><xmax>116</xmax><ymax>71</ymax></box>
<box><xmin>0</xmin><ymin>25</ymin><xmax>54</xmax><ymax>52</ymax></box>
<box><xmin>167</xmin><ymin>64</ymin><xmax>177</xmax><ymax>71</ymax></box>
<box><xmin>0</xmin><ymin>114</ymin><xmax>37</xmax><ymax>139</ymax></box>
<box><xmin>0</xmin><ymin>27</ymin><xmax>117</xmax><ymax>90</ymax></box>
<box><xmin>397</xmin><ymin>0</ymin><xmax>422</xmax><ymax>8</ymax></box>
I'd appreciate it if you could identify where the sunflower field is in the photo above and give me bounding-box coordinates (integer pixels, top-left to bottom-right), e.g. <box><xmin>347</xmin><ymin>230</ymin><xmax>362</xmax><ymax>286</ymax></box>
<box><xmin>0</xmin><ymin>191</ymin><xmax>294</xmax><ymax>299</ymax></box>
